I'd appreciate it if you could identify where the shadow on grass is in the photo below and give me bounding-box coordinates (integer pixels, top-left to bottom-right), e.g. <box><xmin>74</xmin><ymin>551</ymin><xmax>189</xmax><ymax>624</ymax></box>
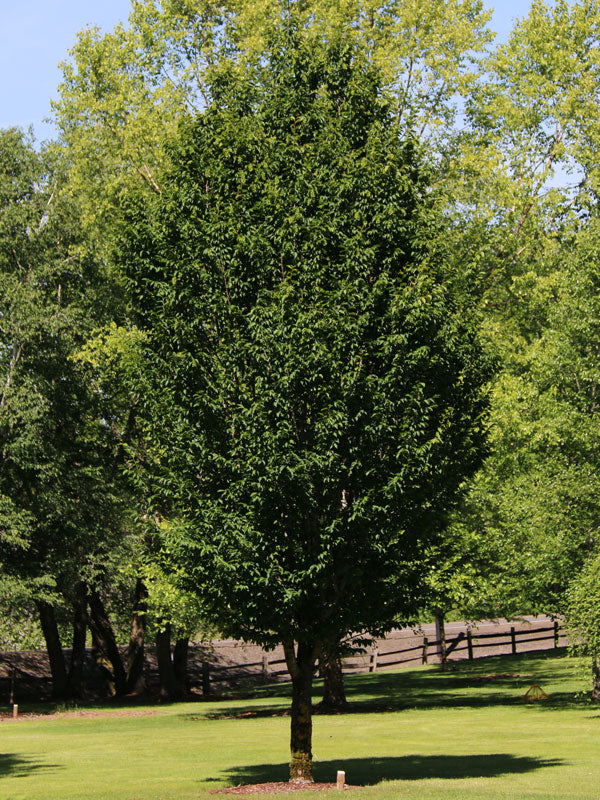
<box><xmin>220</xmin><ymin>754</ymin><xmax>563</xmax><ymax>786</ymax></box>
<box><xmin>0</xmin><ymin>753</ymin><xmax>62</xmax><ymax>778</ymax></box>
<box><xmin>188</xmin><ymin>650</ymin><xmax>583</xmax><ymax>720</ymax></box>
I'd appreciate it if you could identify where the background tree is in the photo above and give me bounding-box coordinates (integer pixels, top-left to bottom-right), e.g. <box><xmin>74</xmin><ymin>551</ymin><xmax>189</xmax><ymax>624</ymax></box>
<box><xmin>416</xmin><ymin>0</ymin><xmax>600</xmax><ymax>635</ymax></box>
<box><xmin>0</xmin><ymin>127</ymin><xmax>128</xmax><ymax>698</ymax></box>
<box><xmin>566</xmin><ymin>550</ymin><xmax>600</xmax><ymax>701</ymax></box>
<box><xmin>444</xmin><ymin>207</ymin><xmax>600</xmax><ymax>630</ymax></box>
<box><xmin>52</xmin><ymin>0</ymin><xmax>492</xmax><ymax>254</ymax></box>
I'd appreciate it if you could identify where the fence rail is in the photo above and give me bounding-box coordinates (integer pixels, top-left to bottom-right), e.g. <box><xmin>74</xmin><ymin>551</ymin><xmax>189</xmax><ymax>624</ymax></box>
<box><xmin>360</xmin><ymin>620</ymin><xmax>563</xmax><ymax>673</ymax></box>
<box><xmin>198</xmin><ymin>619</ymin><xmax>565</xmax><ymax>691</ymax></box>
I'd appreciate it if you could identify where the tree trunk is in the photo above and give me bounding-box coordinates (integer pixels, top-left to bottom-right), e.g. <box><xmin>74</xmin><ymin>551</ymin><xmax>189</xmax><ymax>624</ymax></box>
<box><xmin>156</xmin><ymin>624</ymin><xmax>182</xmax><ymax>701</ymax></box>
<box><xmin>66</xmin><ymin>582</ymin><xmax>88</xmax><ymax>698</ymax></box>
<box><xmin>87</xmin><ymin>590</ymin><xmax>127</xmax><ymax>696</ymax></box>
<box><xmin>284</xmin><ymin>641</ymin><xmax>318</xmax><ymax>783</ymax></box>
<box><xmin>126</xmin><ymin>578</ymin><xmax>148</xmax><ymax>695</ymax></box>
<box><xmin>36</xmin><ymin>600</ymin><xmax>68</xmax><ymax>700</ymax></box>
<box><xmin>173</xmin><ymin>637</ymin><xmax>189</xmax><ymax>696</ymax></box>
<box><xmin>319</xmin><ymin>645</ymin><xmax>347</xmax><ymax>711</ymax></box>
<box><xmin>434</xmin><ymin>609</ymin><xmax>448</xmax><ymax>671</ymax></box>
<box><xmin>592</xmin><ymin>658</ymin><xmax>600</xmax><ymax>702</ymax></box>
<box><xmin>90</xmin><ymin>629</ymin><xmax>116</xmax><ymax>696</ymax></box>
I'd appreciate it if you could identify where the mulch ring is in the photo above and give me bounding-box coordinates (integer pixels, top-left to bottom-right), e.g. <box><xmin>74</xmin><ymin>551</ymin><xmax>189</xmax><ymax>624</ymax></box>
<box><xmin>212</xmin><ymin>784</ymin><xmax>354</xmax><ymax>794</ymax></box>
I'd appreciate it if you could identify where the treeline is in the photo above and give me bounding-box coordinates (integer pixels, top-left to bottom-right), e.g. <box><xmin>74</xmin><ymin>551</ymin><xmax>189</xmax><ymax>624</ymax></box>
<box><xmin>2</xmin><ymin>0</ymin><xmax>600</xmax><ymax>779</ymax></box>
<box><xmin>0</xmin><ymin>131</ymin><xmax>203</xmax><ymax>699</ymax></box>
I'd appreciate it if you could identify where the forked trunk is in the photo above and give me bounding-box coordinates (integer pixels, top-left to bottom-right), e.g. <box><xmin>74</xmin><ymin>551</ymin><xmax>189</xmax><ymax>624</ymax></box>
<box><xmin>36</xmin><ymin>600</ymin><xmax>68</xmax><ymax>700</ymax></box>
<box><xmin>592</xmin><ymin>658</ymin><xmax>600</xmax><ymax>702</ymax></box>
<box><xmin>319</xmin><ymin>645</ymin><xmax>347</xmax><ymax>711</ymax></box>
<box><xmin>88</xmin><ymin>591</ymin><xmax>127</xmax><ymax>696</ymax></box>
<box><xmin>434</xmin><ymin>609</ymin><xmax>448</xmax><ymax>671</ymax></box>
<box><xmin>284</xmin><ymin>641</ymin><xmax>318</xmax><ymax>783</ymax></box>
<box><xmin>126</xmin><ymin>578</ymin><xmax>148</xmax><ymax>695</ymax></box>
<box><xmin>67</xmin><ymin>582</ymin><xmax>88</xmax><ymax>698</ymax></box>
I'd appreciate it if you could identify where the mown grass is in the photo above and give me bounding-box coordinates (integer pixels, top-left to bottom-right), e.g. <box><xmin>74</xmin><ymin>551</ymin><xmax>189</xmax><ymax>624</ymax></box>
<box><xmin>1</xmin><ymin>650</ymin><xmax>598</xmax><ymax>800</ymax></box>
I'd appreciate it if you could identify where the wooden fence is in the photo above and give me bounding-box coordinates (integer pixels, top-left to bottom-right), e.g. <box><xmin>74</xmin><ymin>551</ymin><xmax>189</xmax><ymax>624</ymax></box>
<box><xmin>200</xmin><ymin>620</ymin><xmax>565</xmax><ymax>691</ymax></box>
<box><xmin>346</xmin><ymin>621</ymin><xmax>562</xmax><ymax>672</ymax></box>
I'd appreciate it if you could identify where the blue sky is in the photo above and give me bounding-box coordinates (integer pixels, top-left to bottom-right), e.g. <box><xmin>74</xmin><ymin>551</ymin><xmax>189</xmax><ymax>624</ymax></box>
<box><xmin>1</xmin><ymin>1</ymin><xmax>534</xmax><ymax>142</ymax></box>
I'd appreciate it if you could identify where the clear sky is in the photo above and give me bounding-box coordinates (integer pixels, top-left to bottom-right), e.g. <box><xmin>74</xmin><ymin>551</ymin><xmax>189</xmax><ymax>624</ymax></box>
<box><xmin>0</xmin><ymin>1</ymin><xmax>536</xmax><ymax>143</ymax></box>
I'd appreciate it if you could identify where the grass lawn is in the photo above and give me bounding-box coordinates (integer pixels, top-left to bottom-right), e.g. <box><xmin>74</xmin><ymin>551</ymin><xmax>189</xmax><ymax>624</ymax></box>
<box><xmin>0</xmin><ymin>650</ymin><xmax>598</xmax><ymax>800</ymax></box>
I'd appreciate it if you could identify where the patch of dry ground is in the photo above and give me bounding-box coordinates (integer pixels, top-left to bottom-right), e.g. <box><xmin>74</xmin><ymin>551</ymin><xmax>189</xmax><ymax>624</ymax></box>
<box><xmin>212</xmin><ymin>783</ymin><xmax>354</xmax><ymax>794</ymax></box>
<box><xmin>0</xmin><ymin>709</ymin><xmax>157</xmax><ymax>722</ymax></box>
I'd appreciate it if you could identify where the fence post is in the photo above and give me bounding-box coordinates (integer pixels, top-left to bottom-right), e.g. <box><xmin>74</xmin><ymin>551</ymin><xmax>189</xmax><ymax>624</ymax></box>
<box><xmin>422</xmin><ymin>636</ymin><xmax>428</xmax><ymax>665</ymax></box>
<box><xmin>510</xmin><ymin>627</ymin><xmax>517</xmax><ymax>655</ymax></box>
<box><xmin>467</xmin><ymin>630</ymin><xmax>473</xmax><ymax>661</ymax></box>
<box><xmin>369</xmin><ymin>647</ymin><xmax>378</xmax><ymax>673</ymax></box>
<box><xmin>554</xmin><ymin>620</ymin><xmax>559</xmax><ymax>648</ymax></box>
<box><xmin>435</xmin><ymin>611</ymin><xmax>448</xmax><ymax>670</ymax></box>
<box><xmin>9</xmin><ymin>666</ymin><xmax>16</xmax><ymax>705</ymax></box>
<box><xmin>262</xmin><ymin>654</ymin><xmax>269</xmax><ymax>679</ymax></box>
<box><xmin>202</xmin><ymin>662</ymin><xmax>211</xmax><ymax>696</ymax></box>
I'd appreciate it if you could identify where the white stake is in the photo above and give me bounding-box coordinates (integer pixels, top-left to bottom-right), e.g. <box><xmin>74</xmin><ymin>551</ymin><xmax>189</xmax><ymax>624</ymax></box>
<box><xmin>336</xmin><ymin>770</ymin><xmax>345</xmax><ymax>790</ymax></box>
<box><xmin>13</xmin><ymin>704</ymin><xmax>18</xmax><ymax>719</ymax></box>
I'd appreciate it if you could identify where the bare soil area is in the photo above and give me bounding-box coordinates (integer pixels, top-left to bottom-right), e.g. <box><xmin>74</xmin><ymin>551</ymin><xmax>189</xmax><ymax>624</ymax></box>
<box><xmin>0</xmin><ymin>708</ymin><xmax>157</xmax><ymax>722</ymax></box>
<box><xmin>212</xmin><ymin>783</ymin><xmax>354</xmax><ymax>794</ymax></box>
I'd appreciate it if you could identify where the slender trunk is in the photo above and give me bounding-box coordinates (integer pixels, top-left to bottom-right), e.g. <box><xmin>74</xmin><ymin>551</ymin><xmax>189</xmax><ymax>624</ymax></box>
<box><xmin>66</xmin><ymin>582</ymin><xmax>88</xmax><ymax>698</ymax></box>
<box><xmin>156</xmin><ymin>623</ymin><xmax>181</xmax><ymax>701</ymax></box>
<box><xmin>592</xmin><ymin>658</ymin><xmax>600</xmax><ymax>702</ymax></box>
<box><xmin>36</xmin><ymin>600</ymin><xmax>68</xmax><ymax>700</ymax></box>
<box><xmin>434</xmin><ymin>610</ymin><xmax>447</xmax><ymax>671</ymax></box>
<box><xmin>319</xmin><ymin>645</ymin><xmax>347</xmax><ymax>711</ymax></box>
<box><xmin>284</xmin><ymin>641</ymin><xmax>318</xmax><ymax>783</ymax></box>
<box><xmin>173</xmin><ymin>637</ymin><xmax>189</xmax><ymax>696</ymax></box>
<box><xmin>126</xmin><ymin>578</ymin><xmax>148</xmax><ymax>695</ymax></box>
<box><xmin>87</xmin><ymin>591</ymin><xmax>127</xmax><ymax>696</ymax></box>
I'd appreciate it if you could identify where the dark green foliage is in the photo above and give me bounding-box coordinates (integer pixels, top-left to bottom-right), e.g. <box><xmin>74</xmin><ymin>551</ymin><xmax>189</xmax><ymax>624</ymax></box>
<box><xmin>117</xmin><ymin>26</ymin><xmax>492</xmax><ymax>649</ymax></box>
<box><xmin>0</xmin><ymin>128</ymin><xmax>123</xmax><ymax>607</ymax></box>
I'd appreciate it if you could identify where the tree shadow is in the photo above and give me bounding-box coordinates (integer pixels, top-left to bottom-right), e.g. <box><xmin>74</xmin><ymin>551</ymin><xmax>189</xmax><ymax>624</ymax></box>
<box><xmin>183</xmin><ymin>651</ymin><xmax>584</xmax><ymax>720</ymax></box>
<box><xmin>0</xmin><ymin>753</ymin><xmax>62</xmax><ymax>778</ymax></box>
<box><xmin>220</xmin><ymin>754</ymin><xmax>563</xmax><ymax>786</ymax></box>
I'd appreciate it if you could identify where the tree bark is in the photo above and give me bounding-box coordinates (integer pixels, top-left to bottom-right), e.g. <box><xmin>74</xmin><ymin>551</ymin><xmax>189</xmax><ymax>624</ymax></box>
<box><xmin>592</xmin><ymin>658</ymin><xmax>600</xmax><ymax>702</ymax></box>
<box><xmin>87</xmin><ymin>590</ymin><xmax>127</xmax><ymax>696</ymax></box>
<box><xmin>156</xmin><ymin>623</ymin><xmax>182</xmax><ymax>701</ymax></box>
<box><xmin>319</xmin><ymin>645</ymin><xmax>347</xmax><ymax>711</ymax></box>
<box><xmin>434</xmin><ymin>609</ymin><xmax>448</xmax><ymax>671</ymax></box>
<box><xmin>126</xmin><ymin>578</ymin><xmax>148</xmax><ymax>695</ymax></box>
<box><xmin>36</xmin><ymin>600</ymin><xmax>68</xmax><ymax>700</ymax></box>
<box><xmin>284</xmin><ymin>641</ymin><xmax>318</xmax><ymax>783</ymax></box>
<box><xmin>173</xmin><ymin>637</ymin><xmax>189</xmax><ymax>696</ymax></box>
<box><xmin>66</xmin><ymin>582</ymin><xmax>88</xmax><ymax>698</ymax></box>
<box><xmin>90</xmin><ymin>629</ymin><xmax>116</xmax><ymax>696</ymax></box>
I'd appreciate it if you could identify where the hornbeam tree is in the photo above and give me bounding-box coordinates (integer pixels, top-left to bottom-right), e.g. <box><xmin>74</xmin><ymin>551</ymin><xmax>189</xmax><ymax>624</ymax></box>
<box><xmin>115</xmin><ymin>16</ymin><xmax>492</xmax><ymax>782</ymax></box>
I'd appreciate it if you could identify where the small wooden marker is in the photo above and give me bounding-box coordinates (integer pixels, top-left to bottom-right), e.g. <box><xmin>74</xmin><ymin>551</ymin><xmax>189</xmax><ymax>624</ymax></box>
<box><xmin>336</xmin><ymin>770</ymin><xmax>345</xmax><ymax>790</ymax></box>
<box><xmin>12</xmin><ymin>704</ymin><xmax>18</xmax><ymax>719</ymax></box>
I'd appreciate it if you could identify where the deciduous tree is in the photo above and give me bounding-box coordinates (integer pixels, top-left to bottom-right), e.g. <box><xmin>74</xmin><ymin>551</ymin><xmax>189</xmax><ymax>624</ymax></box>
<box><xmin>114</xmin><ymin>18</ymin><xmax>492</xmax><ymax>780</ymax></box>
<box><xmin>0</xmin><ymin>128</ymin><xmax>123</xmax><ymax>698</ymax></box>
